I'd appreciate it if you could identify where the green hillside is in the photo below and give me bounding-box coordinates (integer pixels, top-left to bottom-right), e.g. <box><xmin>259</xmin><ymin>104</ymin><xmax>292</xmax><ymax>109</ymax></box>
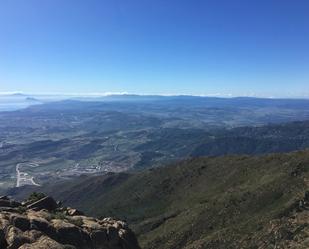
<box><xmin>16</xmin><ymin>150</ymin><xmax>309</xmax><ymax>249</ymax></box>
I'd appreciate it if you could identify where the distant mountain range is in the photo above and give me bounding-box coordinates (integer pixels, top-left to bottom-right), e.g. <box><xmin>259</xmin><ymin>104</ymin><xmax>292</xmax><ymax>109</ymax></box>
<box><xmin>1</xmin><ymin>93</ymin><xmax>309</xmax><ymax>111</ymax></box>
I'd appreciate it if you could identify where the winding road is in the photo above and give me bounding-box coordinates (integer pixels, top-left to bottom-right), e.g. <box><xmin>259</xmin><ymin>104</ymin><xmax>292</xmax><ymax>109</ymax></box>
<box><xmin>16</xmin><ymin>162</ymin><xmax>40</xmax><ymax>187</ymax></box>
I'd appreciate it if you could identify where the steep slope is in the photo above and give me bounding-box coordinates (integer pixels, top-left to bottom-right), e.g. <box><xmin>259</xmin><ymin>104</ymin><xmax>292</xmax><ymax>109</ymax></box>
<box><xmin>14</xmin><ymin>150</ymin><xmax>309</xmax><ymax>249</ymax></box>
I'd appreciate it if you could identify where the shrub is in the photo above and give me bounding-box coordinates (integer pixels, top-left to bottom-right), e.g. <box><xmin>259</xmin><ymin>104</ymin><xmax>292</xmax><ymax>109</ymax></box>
<box><xmin>26</xmin><ymin>192</ymin><xmax>46</xmax><ymax>204</ymax></box>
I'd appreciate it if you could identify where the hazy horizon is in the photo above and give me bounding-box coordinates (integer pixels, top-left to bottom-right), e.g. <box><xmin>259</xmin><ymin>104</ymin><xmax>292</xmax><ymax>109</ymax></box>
<box><xmin>2</xmin><ymin>91</ymin><xmax>309</xmax><ymax>99</ymax></box>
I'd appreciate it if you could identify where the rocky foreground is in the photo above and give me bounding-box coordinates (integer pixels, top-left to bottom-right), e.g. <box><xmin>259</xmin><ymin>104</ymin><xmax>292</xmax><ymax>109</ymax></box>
<box><xmin>0</xmin><ymin>195</ymin><xmax>140</xmax><ymax>249</ymax></box>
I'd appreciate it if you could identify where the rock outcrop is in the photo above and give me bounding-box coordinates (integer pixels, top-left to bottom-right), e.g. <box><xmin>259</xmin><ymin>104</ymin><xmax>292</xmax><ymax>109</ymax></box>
<box><xmin>0</xmin><ymin>196</ymin><xmax>140</xmax><ymax>249</ymax></box>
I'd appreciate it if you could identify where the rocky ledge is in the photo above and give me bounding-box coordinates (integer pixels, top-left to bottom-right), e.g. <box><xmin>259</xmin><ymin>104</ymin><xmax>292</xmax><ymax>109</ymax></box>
<box><xmin>0</xmin><ymin>195</ymin><xmax>140</xmax><ymax>249</ymax></box>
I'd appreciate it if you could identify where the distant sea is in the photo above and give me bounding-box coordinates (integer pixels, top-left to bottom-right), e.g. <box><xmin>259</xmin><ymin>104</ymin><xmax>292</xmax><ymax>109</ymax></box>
<box><xmin>0</xmin><ymin>97</ymin><xmax>40</xmax><ymax>111</ymax></box>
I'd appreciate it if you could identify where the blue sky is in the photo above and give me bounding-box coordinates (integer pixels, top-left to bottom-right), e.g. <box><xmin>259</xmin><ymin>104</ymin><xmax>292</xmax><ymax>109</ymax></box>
<box><xmin>0</xmin><ymin>0</ymin><xmax>308</xmax><ymax>97</ymax></box>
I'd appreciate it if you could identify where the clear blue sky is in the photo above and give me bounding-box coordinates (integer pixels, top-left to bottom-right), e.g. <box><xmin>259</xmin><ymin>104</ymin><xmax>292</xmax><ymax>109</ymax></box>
<box><xmin>0</xmin><ymin>0</ymin><xmax>308</xmax><ymax>97</ymax></box>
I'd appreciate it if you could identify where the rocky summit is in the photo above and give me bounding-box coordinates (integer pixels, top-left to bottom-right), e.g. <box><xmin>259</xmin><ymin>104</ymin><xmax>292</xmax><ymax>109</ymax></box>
<box><xmin>0</xmin><ymin>195</ymin><xmax>140</xmax><ymax>249</ymax></box>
